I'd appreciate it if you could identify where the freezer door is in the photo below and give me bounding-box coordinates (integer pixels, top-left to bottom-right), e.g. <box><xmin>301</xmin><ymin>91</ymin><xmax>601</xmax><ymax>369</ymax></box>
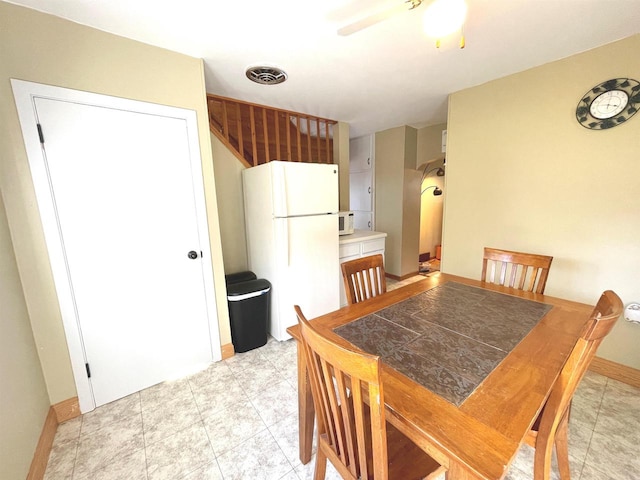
<box><xmin>271</xmin><ymin>161</ymin><xmax>339</xmax><ymax>217</ymax></box>
<box><xmin>271</xmin><ymin>214</ymin><xmax>340</xmax><ymax>340</ymax></box>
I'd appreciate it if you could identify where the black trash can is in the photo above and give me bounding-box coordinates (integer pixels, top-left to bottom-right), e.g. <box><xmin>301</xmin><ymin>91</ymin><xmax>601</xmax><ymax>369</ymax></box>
<box><xmin>225</xmin><ymin>270</ymin><xmax>257</xmax><ymax>286</ymax></box>
<box><xmin>227</xmin><ymin>278</ymin><xmax>271</xmax><ymax>353</ymax></box>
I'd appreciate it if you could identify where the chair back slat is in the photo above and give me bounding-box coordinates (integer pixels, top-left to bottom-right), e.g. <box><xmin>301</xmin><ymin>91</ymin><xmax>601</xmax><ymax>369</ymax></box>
<box><xmin>319</xmin><ymin>359</ymin><xmax>352</xmax><ymax>470</ymax></box>
<box><xmin>295</xmin><ymin>305</ymin><xmax>387</xmax><ymax>480</ymax></box>
<box><xmin>341</xmin><ymin>254</ymin><xmax>387</xmax><ymax>305</ymax></box>
<box><xmin>481</xmin><ymin>247</ymin><xmax>553</xmax><ymax>294</ymax></box>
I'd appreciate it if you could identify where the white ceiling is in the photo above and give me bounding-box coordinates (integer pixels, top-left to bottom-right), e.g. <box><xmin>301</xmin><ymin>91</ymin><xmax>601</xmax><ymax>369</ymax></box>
<box><xmin>9</xmin><ymin>0</ymin><xmax>640</xmax><ymax>137</ymax></box>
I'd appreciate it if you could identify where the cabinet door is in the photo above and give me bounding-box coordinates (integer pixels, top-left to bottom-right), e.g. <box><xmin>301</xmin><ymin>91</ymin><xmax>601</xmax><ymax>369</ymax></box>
<box><xmin>349</xmin><ymin>135</ymin><xmax>373</xmax><ymax>172</ymax></box>
<box><xmin>353</xmin><ymin>211</ymin><xmax>373</xmax><ymax>231</ymax></box>
<box><xmin>350</xmin><ymin>170</ymin><xmax>372</xmax><ymax>211</ymax></box>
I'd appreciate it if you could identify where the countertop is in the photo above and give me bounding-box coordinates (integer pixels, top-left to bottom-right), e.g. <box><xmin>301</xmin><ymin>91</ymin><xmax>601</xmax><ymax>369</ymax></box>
<box><xmin>338</xmin><ymin>229</ymin><xmax>387</xmax><ymax>244</ymax></box>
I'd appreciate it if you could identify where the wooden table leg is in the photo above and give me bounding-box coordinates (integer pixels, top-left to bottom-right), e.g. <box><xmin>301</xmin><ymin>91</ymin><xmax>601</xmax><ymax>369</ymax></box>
<box><xmin>296</xmin><ymin>340</ymin><xmax>315</xmax><ymax>464</ymax></box>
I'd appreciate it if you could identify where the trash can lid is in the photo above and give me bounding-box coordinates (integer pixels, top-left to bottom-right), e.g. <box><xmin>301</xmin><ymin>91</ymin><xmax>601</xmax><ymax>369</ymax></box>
<box><xmin>227</xmin><ymin>279</ymin><xmax>271</xmax><ymax>301</ymax></box>
<box><xmin>225</xmin><ymin>270</ymin><xmax>257</xmax><ymax>286</ymax></box>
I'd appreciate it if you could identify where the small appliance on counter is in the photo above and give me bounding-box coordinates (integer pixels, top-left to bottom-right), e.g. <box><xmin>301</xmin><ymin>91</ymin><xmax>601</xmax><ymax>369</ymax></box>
<box><xmin>338</xmin><ymin>211</ymin><xmax>354</xmax><ymax>235</ymax></box>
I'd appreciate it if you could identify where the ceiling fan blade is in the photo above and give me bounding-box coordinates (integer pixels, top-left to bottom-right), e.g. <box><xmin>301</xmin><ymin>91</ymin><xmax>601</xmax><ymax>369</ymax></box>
<box><xmin>337</xmin><ymin>1</ymin><xmax>421</xmax><ymax>36</ymax></box>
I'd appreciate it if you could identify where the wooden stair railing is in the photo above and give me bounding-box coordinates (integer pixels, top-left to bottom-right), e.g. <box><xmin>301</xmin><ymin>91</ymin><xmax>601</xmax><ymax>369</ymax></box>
<box><xmin>207</xmin><ymin>94</ymin><xmax>337</xmax><ymax>168</ymax></box>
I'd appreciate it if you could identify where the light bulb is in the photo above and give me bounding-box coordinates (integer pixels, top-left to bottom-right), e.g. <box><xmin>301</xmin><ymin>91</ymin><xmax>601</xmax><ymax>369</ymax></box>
<box><xmin>424</xmin><ymin>0</ymin><xmax>468</xmax><ymax>38</ymax></box>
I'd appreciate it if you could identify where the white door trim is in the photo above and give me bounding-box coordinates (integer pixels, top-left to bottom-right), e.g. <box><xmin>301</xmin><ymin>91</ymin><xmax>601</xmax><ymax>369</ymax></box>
<box><xmin>11</xmin><ymin>79</ymin><xmax>221</xmax><ymax>412</ymax></box>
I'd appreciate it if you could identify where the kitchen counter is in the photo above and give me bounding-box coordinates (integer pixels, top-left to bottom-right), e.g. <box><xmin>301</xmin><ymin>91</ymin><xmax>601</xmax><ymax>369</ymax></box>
<box><xmin>339</xmin><ymin>229</ymin><xmax>387</xmax><ymax>244</ymax></box>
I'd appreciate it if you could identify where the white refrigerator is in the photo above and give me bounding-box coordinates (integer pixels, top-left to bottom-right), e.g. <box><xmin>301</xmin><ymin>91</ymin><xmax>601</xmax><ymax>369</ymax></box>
<box><xmin>242</xmin><ymin>161</ymin><xmax>340</xmax><ymax>341</ymax></box>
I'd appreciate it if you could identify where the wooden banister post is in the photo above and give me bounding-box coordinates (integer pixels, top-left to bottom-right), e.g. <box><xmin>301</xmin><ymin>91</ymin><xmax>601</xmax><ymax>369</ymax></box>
<box><xmin>263</xmin><ymin>108</ymin><xmax>270</xmax><ymax>163</ymax></box>
<box><xmin>306</xmin><ymin>117</ymin><xmax>312</xmax><ymax>163</ymax></box>
<box><xmin>275</xmin><ymin>112</ymin><xmax>281</xmax><ymax>160</ymax></box>
<box><xmin>249</xmin><ymin>106</ymin><xmax>258</xmax><ymax>166</ymax></box>
<box><xmin>235</xmin><ymin>102</ymin><xmax>244</xmax><ymax>159</ymax></box>
<box><xmin>286</xmin><ymin>113</ymin><xmax>292</xmax><ymax>161</ymax></box>
<box><xmin>296</xmin><ymin>116</ymin><xmax>302</xmax><ymax>162</ymax></box>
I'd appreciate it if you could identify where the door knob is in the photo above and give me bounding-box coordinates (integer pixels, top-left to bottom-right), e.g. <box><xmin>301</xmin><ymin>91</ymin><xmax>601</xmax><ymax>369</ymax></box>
<box><xmin>188</xmin><ymin>250</ymin><xmax>199</xmax><ymax>260</ymax></box>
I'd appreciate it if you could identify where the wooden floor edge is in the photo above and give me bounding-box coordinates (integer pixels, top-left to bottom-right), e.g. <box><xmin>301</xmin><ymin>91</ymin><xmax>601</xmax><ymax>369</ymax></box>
<box><xmin>52</xmin><ymin>396</ymin><xmax>80</xmax><ymax>423</ymax></box>
<box><xmin>221</xmin><ymin>342</ymin><xmax>235</xmax><ymax>360</ymax></box>
<box><xmin>386</xmin><ymin>271</ymin><xmax>420</xmax><ymax>281</ymax></box>
<box><xmin>589</xmin><ymin>356</ymin><xmax>640</xmax><ymax>388</ymax></box>
<box><xmin>26</xmin><ymin>407</ymin><xmax>57</xmax><ymax>480</ymax></box>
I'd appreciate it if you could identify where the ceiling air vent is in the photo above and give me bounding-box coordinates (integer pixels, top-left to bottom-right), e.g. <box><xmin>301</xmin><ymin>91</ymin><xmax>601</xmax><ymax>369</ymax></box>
<box><xmin>245</xmin><ymin>66</ymin><xmax>288</xmax><ymax>85</ymax></box>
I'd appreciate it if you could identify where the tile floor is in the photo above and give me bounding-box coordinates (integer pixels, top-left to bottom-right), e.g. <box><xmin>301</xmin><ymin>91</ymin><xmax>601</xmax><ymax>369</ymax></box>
<box><xmin>44</xmin><ymin>275</ymin><xmax>640</xmax><ymax>480</ymax></box>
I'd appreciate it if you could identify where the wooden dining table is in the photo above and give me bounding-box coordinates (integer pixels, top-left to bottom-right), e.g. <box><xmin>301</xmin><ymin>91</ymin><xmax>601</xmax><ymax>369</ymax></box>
<box><xmin>286</xmin><ymin>272</ymin><xmax>594</xmax><ymax>480</ymax></box>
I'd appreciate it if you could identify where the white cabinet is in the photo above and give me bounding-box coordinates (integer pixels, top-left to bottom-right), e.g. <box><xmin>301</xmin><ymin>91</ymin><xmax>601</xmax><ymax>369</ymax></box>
<box><xmin>353</xmin><ymin>211</ymin><xmax>372</xmax><ymax>230</ymax></box>
<box><xmin>338</xmin><ymin>230</ymin><xmax>387</xmax><ymax>307</ymax></box>
<box><xmin>349</xmin><ymin>135</ymin><xmax>374</xmax><ymax>231</ymax></box>
<box><xmin>350</xmin><ymin>135</ymin><xmax>373</xmax><ymax>172</ymax></box>
<box><xmin>349</xmin><ymin>170</ymin><xmax>372</xmax><ymax>211</ymax></box>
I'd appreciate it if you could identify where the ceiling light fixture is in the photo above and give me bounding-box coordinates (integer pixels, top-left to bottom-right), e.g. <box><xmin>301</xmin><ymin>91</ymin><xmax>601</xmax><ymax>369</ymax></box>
<box><xmin>424</xmin><ymin>0</ymin><xmax>467</xmax><ymax>49</ymax></box>
<box><xmin>245</xmin><ymin>65</ymin><xmax>288</xmax><ymax>85</ymax></box>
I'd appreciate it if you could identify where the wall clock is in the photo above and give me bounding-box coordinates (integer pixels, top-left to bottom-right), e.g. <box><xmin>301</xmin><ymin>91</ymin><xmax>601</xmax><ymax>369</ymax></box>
<box><xmin>576</xmin><ymin>78</ymin><xmax>640</xmax><ymax>130</ymax></box>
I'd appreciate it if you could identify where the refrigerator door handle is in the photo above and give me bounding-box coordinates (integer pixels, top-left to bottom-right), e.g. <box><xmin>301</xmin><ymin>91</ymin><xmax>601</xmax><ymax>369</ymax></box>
<box><xmin>276</xmin><ymin>218</ymin><xmax>291</xmax><ymax>267</ymax></box>
<box><xmin>285</xmin><ymin>219</ymin><xmax>290</xmax><ymax>266</ymax></box>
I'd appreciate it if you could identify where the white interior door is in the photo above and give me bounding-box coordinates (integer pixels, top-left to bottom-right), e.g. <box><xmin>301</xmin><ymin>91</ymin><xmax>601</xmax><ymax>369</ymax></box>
<box><xmin>12</xmin><ymin>80</ymin><xmax>220</xmax><ymax>411</ymax></box>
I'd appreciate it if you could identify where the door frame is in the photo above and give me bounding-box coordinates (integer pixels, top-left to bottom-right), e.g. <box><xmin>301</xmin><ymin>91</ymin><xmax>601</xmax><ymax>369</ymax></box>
<box><xmin>11</xmin><ymin>79</ymin><xmax>221</xmax><ymax>412</ymax></box>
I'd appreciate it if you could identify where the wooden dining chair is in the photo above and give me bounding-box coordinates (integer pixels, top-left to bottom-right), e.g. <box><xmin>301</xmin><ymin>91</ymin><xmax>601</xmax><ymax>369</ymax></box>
<box><xmin>481</xmin><ymin>247</ymin><xmax>553</xmax><ymax>294</ymax></box>
<box><xmin>341</xmin><ymin>254</ymin><xmax>387</xmax><ymax>305</ymax></box>
<box><xmin>294</xmin><ymin>305</ymin><xmax>445</xmax><ymax>480</ymax></box>
<box><xmin>525</xmin><ymin>290</ymin><xmax>623</xmax><ymax>480</ymax></box>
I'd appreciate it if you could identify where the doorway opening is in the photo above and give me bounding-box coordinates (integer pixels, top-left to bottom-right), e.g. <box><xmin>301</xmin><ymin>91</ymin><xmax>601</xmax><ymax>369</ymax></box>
<box><xmin>418</xmin><ymin>157</ymin><xmax>445</xmax><ymax>275</ymax></box>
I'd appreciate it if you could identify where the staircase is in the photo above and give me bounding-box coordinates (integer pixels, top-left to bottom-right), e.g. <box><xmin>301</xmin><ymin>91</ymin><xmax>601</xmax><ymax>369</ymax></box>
<box><xmin>207</xmin><ymin>94</ymin><xmax>337</xmax><ymax>167</ymax></box>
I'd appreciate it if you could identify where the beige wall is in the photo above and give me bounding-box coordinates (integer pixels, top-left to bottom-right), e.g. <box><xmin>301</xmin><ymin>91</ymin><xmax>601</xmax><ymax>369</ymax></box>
<box><xmin>444</xmin><ymin>34</ymin><xmax>640</xmax><ymax>369</ymax></box>
<box><xmin>417</xmin><ymin>122</ymin><xmax>447</xmax><ymax>168</ymax></box>
<box><xmin>211</xmin><ymin>134</ymin><xmax>249</xmax><ymax>274</ymax></box>
<box><xmin>375</xmin><ymin>126</ymin><xmax>420</xmax><ymax>277</ymax></box>
<box><xmin>401</xmin><ymin>127</ymin><xmax>420</xmax><ymax>275</ymax></box>
<box><xmin>0</xmin><ymin>194</ymin><xmax>50</xmax><ymax>480</ymax></box>
<box><xmin>0</xmin><ymin>1</ymin><xmax>231</xmax><ymax>405</ymax></box>
<box><xmin>376</xmin><ymin>128</ymin><xmax>405</xmax><ymax>275</ymax></box>
<box><xmin>334</xmin><ymin>122</ymin><xmax>351</xmax><ymax>211</ymax></box>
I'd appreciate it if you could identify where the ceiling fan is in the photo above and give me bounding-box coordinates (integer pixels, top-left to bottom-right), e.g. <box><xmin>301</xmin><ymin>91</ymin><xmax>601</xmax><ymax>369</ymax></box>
<box><xmin>337</xmin><ymin>0</ymin><xmax>424</xmax><ymax>37</ymax></box>
<box><xmin>337</xmin><ymin>0</ymin><xmax>468</xmax><ymax>47</ymax></box>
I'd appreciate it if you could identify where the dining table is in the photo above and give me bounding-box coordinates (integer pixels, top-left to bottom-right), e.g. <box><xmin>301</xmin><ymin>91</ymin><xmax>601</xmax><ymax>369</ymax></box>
<box><xmin>286</xmin><ymin>272</ymin><xmax>594</xmax><ymax>480</ymax></box>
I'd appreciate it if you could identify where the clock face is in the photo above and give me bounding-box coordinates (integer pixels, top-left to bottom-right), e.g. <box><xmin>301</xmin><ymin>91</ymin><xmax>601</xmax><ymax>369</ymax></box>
<box><xmin>576</xmin><ymin>78</ymin><xmax>640</xmax><ymax>130</ymax></box>
<box><xmin>589</xmin><ymin>90</ymin><xmax>628</xmax><ymax>119</ymax></box>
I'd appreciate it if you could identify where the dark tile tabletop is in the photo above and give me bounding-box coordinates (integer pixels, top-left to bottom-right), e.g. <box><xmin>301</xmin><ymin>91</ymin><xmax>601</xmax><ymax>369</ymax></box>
<box><xmin>334</xmin><ymin>282</ymin><xmax>553</xmax><ymax>406</ymax></box>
